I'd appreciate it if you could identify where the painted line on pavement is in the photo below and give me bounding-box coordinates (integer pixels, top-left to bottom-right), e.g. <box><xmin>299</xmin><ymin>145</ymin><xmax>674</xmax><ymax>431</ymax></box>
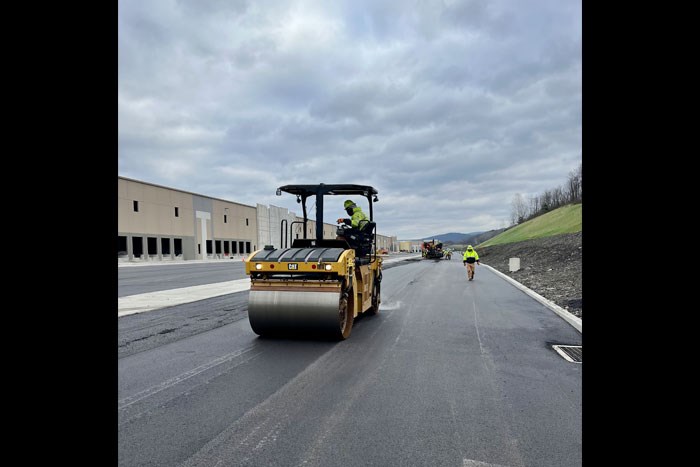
<box><xmin>118</xmin><ymin>345</ymin><xmax>258</xmax><ymax>409</ymax></box>
<box><xmin>118</xmin><ymin>279</ymin><xmax>251</xmax><ymax>317</ymax></box>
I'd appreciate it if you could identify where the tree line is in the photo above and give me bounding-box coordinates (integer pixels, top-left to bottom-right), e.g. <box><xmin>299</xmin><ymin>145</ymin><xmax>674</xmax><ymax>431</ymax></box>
<box><xmin>510</xmin><ymin>162</ymin><xmax>582</xmax><ymax>226</ymax></box>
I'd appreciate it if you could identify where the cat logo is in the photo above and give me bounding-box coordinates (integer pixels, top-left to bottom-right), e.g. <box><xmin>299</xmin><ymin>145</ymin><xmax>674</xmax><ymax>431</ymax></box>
<box><xmin>288</xmin><ymin>263</ymin><xmax>298</xmax><ymax>270</ymax></box>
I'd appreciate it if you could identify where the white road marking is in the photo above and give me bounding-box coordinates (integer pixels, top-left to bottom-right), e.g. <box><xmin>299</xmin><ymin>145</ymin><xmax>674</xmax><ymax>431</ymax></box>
<box><xmin>118</xmin><ymin>345</ymin><xmax>258</xmax><ymax>410</ymax></box>
<box><xmin>472</xmin><ymin>295</ymin><xmax>485</xmax><ymax>355</ymax></box>
<box><xmin>118</xmin><ymin>279</ymin><xmax>251</xmax><ymax>317</ymax></box>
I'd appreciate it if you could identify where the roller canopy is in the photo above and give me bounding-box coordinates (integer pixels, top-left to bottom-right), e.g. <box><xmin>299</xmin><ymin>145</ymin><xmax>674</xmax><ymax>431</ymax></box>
<box><xmin>278</xmin><ymin>184</ymin><xmax>378</xmax><ymax>197</ymax></box>
<box><xmin>276</xmin><ymin>183</ymin><xmax>378</xmax><ymax>240</ymax></box>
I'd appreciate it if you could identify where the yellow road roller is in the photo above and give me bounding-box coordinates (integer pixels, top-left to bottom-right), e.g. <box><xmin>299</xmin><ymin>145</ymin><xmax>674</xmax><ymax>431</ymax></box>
<box><xmin>244</xmin><ymin>184</ymin><xmax>382</xmax><ymax>340</ymax></box>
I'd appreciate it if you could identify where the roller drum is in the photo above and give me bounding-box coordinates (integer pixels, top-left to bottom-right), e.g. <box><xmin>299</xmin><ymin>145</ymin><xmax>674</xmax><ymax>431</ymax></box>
<box><xmin>248</xmin><ymin>289</ymin><xmax>351</xmax><ymax>339</ymax></box>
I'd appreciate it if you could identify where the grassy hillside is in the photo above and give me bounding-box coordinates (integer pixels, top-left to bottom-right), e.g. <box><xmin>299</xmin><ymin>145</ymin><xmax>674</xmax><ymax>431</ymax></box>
<box><xmin>477</xmin><ymin>203</ymin><xmax>581</xmax><ymax>247</ymax></box>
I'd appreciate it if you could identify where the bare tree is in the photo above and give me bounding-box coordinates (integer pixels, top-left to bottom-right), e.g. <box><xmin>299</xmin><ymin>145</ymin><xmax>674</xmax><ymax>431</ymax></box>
<box><xmin>511</xmin><ymin>193</ymin><xmax>528</xmax><ymax>225</ymax></box>
<box><xmin>541</xmin><ymin>189</ymin><xmax>554</xmax><ymax>211</ymax></box>
<box><xmin>528</xmin><ymin>196</ymin><xmax>540</xmax><ymax>218</ymax></box>
<box><xmin>567</xmin><ymin>162</ymin><xmax>582</xmax><ymax>203</ymax></box>
<box><xmin>552</xmin><ymin>186</ymin><xmax>565</xmax><ymax>208</ymax></box>
<box><xmin>509</xmin><ymin>162</ymin><xmax>582</xmax><ymax>224</ymax></box>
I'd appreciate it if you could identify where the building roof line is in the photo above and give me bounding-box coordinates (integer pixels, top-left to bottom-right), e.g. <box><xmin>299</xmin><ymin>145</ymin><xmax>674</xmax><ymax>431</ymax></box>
<box><xmin>118</xmin><ymin>176</ymin><xmax>257</xmax><ymax>209</ymax></box>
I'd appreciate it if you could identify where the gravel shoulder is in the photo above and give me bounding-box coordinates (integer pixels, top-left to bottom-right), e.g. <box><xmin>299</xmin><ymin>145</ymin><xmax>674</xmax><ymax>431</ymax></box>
<box><xmin>475</xmin><ymin>231</ymin><xmax>582</xmax><ymax>319</ymax></box>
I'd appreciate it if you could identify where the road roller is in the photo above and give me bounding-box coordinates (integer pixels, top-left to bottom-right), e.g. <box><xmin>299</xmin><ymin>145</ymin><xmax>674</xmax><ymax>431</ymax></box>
<box><xmin>244</xmin><ymin>184</ymin><xmax>382</xmax><ymax>340</ymax></box>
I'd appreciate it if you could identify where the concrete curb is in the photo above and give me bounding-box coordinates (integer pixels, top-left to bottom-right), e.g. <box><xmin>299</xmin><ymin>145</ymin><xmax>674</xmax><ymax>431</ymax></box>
<box><xmin>482</xmin><ymin>264</ymin><xmax>582</xmax><ymax>334</ymax></box>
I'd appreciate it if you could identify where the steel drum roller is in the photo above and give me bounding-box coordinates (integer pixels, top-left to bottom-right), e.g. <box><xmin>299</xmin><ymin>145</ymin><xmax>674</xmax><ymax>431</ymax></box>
<box><xmin>248</xmin><ymin>289</ymin><xmax>349</xmax><ymax>338</ymax></box>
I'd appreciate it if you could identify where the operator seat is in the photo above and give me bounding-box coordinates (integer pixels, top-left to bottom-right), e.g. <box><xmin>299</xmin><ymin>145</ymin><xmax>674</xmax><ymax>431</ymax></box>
<box><xmin>337</xmin><ymin>220</ymin><xmax>376</xmax><ymax>260</ymax></box>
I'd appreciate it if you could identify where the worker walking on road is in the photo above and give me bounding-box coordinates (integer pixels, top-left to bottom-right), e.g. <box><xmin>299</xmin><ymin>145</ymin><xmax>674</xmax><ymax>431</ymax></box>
<box><xmin>463</xmin><ymin>245</ymin><xmax>480</xmax><ymax>281</ymax></box>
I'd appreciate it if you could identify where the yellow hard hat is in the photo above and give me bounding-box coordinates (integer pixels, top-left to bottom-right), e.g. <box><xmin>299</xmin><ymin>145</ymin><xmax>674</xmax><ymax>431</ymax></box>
<box><xmin>344</xmin><ymin>200</ymin><xmax>356</xmax><ymax>209</ymax></box>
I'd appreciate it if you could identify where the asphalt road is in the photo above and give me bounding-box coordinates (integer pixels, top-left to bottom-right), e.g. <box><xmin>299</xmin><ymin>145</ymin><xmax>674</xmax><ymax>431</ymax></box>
<box><xmin>118</xmin><ymin>257</ymin><xmax>581</xmax><ymax>467</ymax></box>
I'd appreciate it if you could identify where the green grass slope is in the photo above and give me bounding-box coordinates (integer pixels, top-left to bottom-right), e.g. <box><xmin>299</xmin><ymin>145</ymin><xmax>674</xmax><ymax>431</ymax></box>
<box><xmin>477</xmin><ymin>203</ymin><xmax>582</xmax><ymax>247</ymax></box>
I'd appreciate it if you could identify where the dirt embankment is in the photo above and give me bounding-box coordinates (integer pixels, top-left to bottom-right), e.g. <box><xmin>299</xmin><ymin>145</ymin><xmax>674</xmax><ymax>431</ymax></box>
<box><xmin>476</xmin><ymin>231</ymin><xmax>582</xmax><ymax>318</ymax></box>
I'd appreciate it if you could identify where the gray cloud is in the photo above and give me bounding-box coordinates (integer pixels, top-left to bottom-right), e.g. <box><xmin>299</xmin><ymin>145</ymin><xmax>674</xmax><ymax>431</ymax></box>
<box><xmin>119</xmin><ymin>0</ymin><xmax>581</xmax><ymax>240</ymax></box>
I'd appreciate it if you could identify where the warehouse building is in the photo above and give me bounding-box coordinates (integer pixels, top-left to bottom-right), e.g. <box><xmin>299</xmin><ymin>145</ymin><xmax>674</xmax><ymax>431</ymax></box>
<box><xmin>398</xmin><ymin>241</ymin><xmax>422</xmax><ymax>253</ymax></box>
<box><xmin>118</xmin><ymin>177</ymin><xmax>397</xmax><ymax>262</ymax></box>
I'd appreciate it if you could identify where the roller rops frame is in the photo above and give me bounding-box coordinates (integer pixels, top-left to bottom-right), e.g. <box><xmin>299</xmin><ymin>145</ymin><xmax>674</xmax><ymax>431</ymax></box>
<box><xmin>244</xmin><ymin>184</ymin><xmax>383</xmax><ymax>340</ymax></box>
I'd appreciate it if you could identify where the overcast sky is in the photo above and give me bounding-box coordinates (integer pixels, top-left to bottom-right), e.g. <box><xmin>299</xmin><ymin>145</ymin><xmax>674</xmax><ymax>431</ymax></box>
<box><xmin>118</xmin><ymin>0</ymin><xmax>581</xmax><ymax>240</ymax></box>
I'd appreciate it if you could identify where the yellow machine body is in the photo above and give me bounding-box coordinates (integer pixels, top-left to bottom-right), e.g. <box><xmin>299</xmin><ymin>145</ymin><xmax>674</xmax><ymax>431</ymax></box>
<box><xmin>243</xmin><ymin>183</ymin><xmax>382</xmax><ymax>340</ymax></box>
<box><xmin>244</xmin><ymin>246</ymin><xmax>382</xmax><ymax>340</ymax></box>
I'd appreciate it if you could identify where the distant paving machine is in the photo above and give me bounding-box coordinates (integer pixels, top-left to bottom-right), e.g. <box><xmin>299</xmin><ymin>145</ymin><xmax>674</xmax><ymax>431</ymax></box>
<box><xmin>244</xmin><ymin>184</ymin><xmax>382</xmax><ymax>340</ymax></box>
<box><xmin>422</xmin><ymin>239</ymin><xmax>444</xmax><ymax>259</ymax></box>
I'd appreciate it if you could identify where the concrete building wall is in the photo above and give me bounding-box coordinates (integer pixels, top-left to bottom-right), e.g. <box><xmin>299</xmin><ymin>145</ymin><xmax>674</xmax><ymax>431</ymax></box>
<box><xmin>257</xmin><ymin>204</ymin><xmax>299</xmax><ymax>250</ymax></box>
<box><xmin>118</xmin><ymin>178</ymin><xmax>196</xmax><ymax>237</ymax></box>
<box><xmin>119</xmin><ymin>176</ymin><xmax>397</xmax><ymax>262</ymax></box>
<box><xmin>375</xmin><ymin>233</ymin><xmax>395</xmax><ymax>252</ymax></box>
<box><xmin>294</xmin><ymin>218</ymin><xmax>341</xmax><ymax>242</ymax></box>
<box><xmin>213</xmin><ymin>200</ymin><xmax>257</xmax><ymax>241</ymax></box>
<box><xmin>118</xmin><ymin>177</ymin><xmax>258</xmax><ymax>262</ymax></box>
<box><xmin>257</xmin><ymin>204</ymin><xmax>271</xmax><ymax>249</ymax></box>
<box><xmin>397</xmin><ymin>241</ymin><xmax>421</xmax><ymax>253</ymax></box>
